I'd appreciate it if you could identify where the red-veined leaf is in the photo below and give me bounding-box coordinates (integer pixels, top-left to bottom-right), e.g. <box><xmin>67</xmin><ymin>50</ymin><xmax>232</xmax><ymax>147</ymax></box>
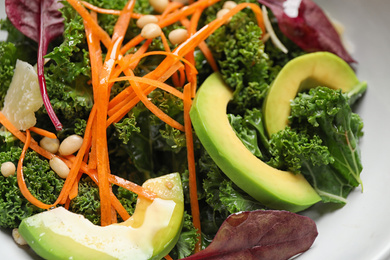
<box><xmin>5</xmin><ymin>0</ymin><xmax>64</xmax><ymax>130</ymax></box>
<box><xmin>184</xmin><ymin>210</ymin><xmax>318</xmax><ymax>260</ymax></box>
<box><xmin>258</xmin><ymin>0</ymin><xmax>356</xmax><ymax>64</ymax></box>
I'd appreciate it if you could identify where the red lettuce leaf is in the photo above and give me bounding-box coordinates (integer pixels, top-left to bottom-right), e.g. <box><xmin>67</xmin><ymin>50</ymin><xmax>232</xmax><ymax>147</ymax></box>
<box><xmin>5</xmin><ymin>0</ymin><xmax>64</xmax><ymax>130</ymax></box>
<box><xmin>184</xmin><ymin>210</ymin><xmax>318</xmax><ymax>260</ymax></box>
<box><xmin>258</xmin><ymin>0</ymin><xmax>356</xmax><ymax>64</ymax></box>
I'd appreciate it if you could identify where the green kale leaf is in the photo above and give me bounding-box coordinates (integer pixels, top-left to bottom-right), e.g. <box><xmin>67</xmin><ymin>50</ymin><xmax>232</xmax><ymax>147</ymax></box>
<box><xmin>0</xmin><ymin>41</ymin><xmax>17</xmax><ymax>108</ymax></box>
<box><xmin>290</xmin><ymin>87</ymin><xmax>364</xmax><ymax>187</ymax></box>
<box><xmin>0</xmin><ymin>147</ymin><xmax>64</xmax><ymax>228</ymax></box>
<box><xmin>268</xmin><ymin>87</ymin><xmax>364</xmax><ymax>203</ymax></box>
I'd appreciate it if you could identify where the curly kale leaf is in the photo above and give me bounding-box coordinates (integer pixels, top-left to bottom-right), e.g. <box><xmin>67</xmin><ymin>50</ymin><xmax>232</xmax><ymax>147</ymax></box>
<box><xmin>68</xmin><ymin>177</ymin><xmax>101</xmax><ymax>225</ymax></box>
<box><xmin>268</xmin><ymin>127</ymin><xmax>334</xmax><ymax>173</ymax></box>
<box><xmin>206</xmin><ymin>7</ymin><xmax>270</xmax><ymax>113</ymax></box>
<box><xmin>0</xmin><ymin>147</ymin><xmax>64</xmax><ymax>228</ymax></box>
<box><xmin>267</xmin><ymin>87</ymin><xmax>364</xmax><ymax>203</ymax></box>
<box><xmin>200</xmin><ymin>152</ymin><xmax>263</xmax><ymax>215</ymax></box>
<box><xmin>0</xmin><ymin>41</ymin><xmax>17</xmax><ymax>108</ymax></box>
<box><xmin>228</xmin><ymin>114</ymin><xmax>262</xmax><ymax>158</ymax></box>
<box><xmin>228</xmin><ymin>108</ymin><xmax>270</xmax><ymax>160</ymax></box>
<box><xmin>169</xmin><ymin>212</ymin><xmax>198</xmax><ymax>259</ymax></box>
<box><xmin>114</xmin><ymin>115</ymin><xmax>141</xmax><ymax>145</ymax></box>
<box><xmin>0</xmin><ymin>127</ymin><xmax>17</xmax><ymax>152</ymax></box>
<box><xmin>290</xmin><ymin>87</ymin><xmax>364</xmax><ymax>187</ymax></box>
<box><xmin>267</xmin><ymin>126</ymin><xmax>356</xmax><ymax>204</ymax></box>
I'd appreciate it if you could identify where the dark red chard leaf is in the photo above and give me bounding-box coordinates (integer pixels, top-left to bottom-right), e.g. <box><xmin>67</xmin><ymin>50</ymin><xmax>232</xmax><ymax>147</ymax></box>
<box><xmin>258</xmin><ymin>0</ymin><xmax>356</xmax><ymax>64</ymax></box>
<box><xmin>5</xmin><ymin>0</ymin><xmax>64</xmax><ymax>130</ymax></box>
<box><xmin>184</xmin><ymin>210</ymin><xmax>318</xmax><ymax>260</ymax></box>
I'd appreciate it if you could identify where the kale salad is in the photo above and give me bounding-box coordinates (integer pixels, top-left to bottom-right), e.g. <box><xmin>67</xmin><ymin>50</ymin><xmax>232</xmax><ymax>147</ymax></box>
<box><xmin>0</xmin><ymin>0</ymin><xmax>366</xmax><ymax>259</ymax></box>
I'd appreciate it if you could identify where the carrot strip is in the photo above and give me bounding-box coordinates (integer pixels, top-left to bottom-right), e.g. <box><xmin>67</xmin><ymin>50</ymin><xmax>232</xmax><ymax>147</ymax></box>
<box><xmin>64</xmin><ymin>155</ymin><xmax>156</xmax><ymax>201</ymax></box>
<box><xmin>110</xmin><ymin>190</ymin><xmax>131</xmax><ymax>221</ymax></box>
<box><xmin>68</xmin><ymin>171</ymin><xmax>83</xmax><ymax>200</ymax></box>
<box><xmin>109</xmin><ymin>76</ymin><xmax>184</xmax><ymax>100</ymax></box>
<box><xmin>16</xmin><ymin>130</ymin><xmax>55</xmax><ymax>209</ymax></box>
<box><xmin>0</xmin><ymin>112</ymin><xmax>54</xmax><ymax>160</ymax></box>
<box><xmin>81</xmin><ymin>1</ymin><xmax>122</xmax><ymax>16</ymax></box>
<box><xmin>109</xmin><ymin>175</ymin><xmax>157</xmax><ymax>201</ymax></box>
<box><xmin>160</xmin><ymin>32</ymin><xmax>171</xmax><ymax>54</ymax></box>
<box><xmin>174</xmin><ymin>3</ymin><xmax>265</xmax><ymax>58</ymax></box>
<box><xmin>136</xmin><ymin>51</ymin><xmax>198</xmax><ymax>75</ymax></box>
<box><xmin>161</xmin><ymin>2</ymin><xmax>184</xmax><ymax>19</ymax></box>
<box><xmin>66</xmin><ymin>0</ymin><xmax>112</xmax><ymax>47</ymax></box>
<box><xmin>122</xmin><ymin>68</ymin><xmax>185</xmax><ymax>132</ymax></box>
<box><xmin>112</xmin><ymin>0</ymin><xmax>136</xmax><ymax>44</ymax></box>
<box><xmin>29</xmin><ymin>126</ymin><xmax>57</xmax><ymax>139</ymax></box>
<box><xmin>164</xmin><ymin>255</ymin><xmax>173</xmax><ymax>260</ymax></box>
<box><xmin>58</xmin><ymin>107</ymin><xmax>96</xmax><ymax>205</ymax></box>
<box><xmin>92</xmin><ymin>0</ymin><xmax>138</xmax><ymax>223</ymax></box>
<box><xmin>183</xmin><ymin>83</ymin><xmax>201</xmax><ymax>252</ymax></box>
<box><xmin>198</xmin><ymin>41</ymin><xmax>219</xmax><ymax>72</ymax></box>
<box><xmin>84</xmin><ymin>12</ymin><xmax>103</xmax><ymax>95</ymax></box>
<box><xmin>120</xmin><ymin>0</ymin><xmax>221</xmax><ymax>54</ymax></box>
<box><xmin>158</xmin><ymin>0</ymin><xmax>221</xmax><ymax>30</ymax></box>
<box><xmin>107</xmin><ymin>58</ymin><xmax>184</xmax><ymax>125</ymax></box>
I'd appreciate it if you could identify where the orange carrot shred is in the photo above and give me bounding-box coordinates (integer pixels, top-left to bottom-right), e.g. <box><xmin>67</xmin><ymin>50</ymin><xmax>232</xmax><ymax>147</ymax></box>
<box><xmin>183</xmin><ymin>83</ymin><xmax>201</xmax><ymax>252</ymax></box>
<box><xmin>121</xmin><ymin>67</ymin><xmax>185</xmax><ymax>132</ymax></box>
<box><xmin>109</xmin><ymin>76</ymin><xmax>184</xmax><ymax>100</ymax></box>
<box><xmin>81</xmin><ymin>1</ymin><xmax>122</xmax><ymax>16</ymax></box>
<box><xmin>29</xmin><ymin>126</ymin><xmax>57</xmax><ymax>139</ymax></box>
<box><xmin>17</xmin><ymin>130</ymin><xmax>54</xmax><ymax>209</ymax></box>
<box><xmin>164</xmin><ymin>255</ymin><xmax>174</xmax><ymax>260</ymax></box>
<box><xmin>66</xmin><ymin>0</ymin><xmax>112</xmax><ymax>48</ymax></box>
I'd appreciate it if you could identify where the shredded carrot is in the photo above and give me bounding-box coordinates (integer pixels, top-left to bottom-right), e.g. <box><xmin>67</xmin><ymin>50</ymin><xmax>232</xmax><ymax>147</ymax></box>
<box><xmin>2</xmin><ymin>0</ymin><xmax>268</xmax><ymax>242</ymax></box>
<box><xmin>84</xmin><ymin>11</ymin><xmax>103</xmax><ymax>95</ymax></box>
<box><xmin>161</xmin><ymin>2</ymin><xmax>184</xmax><ymax>19</ymax></box>
<box><xmin>66</xmin><ymin>0</ymin><xmax>112</xmax><ymax>48</ymax></box>
<box><xmin>138</xmin><ymin>51</ymin><xmax>198</xmax><ymax>75</ymax></box>
<box><xmin>81</xmin><ymin>1</ymin><xmax>122</xmax><ymax>16</ymax></box>
<box><xmin>109</xmin><ymin>76</ymin><xmax>184</xmax><ymax>100</ymax></box>
<box><xmin>164</xmin><ymin>255</ymin><xmax>173</xmax><ymax>260</ymax></box>
<box><xmin>109</xmin><ymin>175</ymin><xmax>157</xmax><ymax>201</ymax></box>
<box><xmin>0</xmin><ymin>112</ymin><xmax>54</xmax><ymax>160</ymax></box>
<box><xmin>68</xmin><ymin>171</ymin><xmax>83</xmax><ymax>200</ymax></box>
<box><xmin>121</xmin><ymin>67</ymin><xmax>185</xmax><ymax>132</ymax></box>
<box><xmin>29</xmin><ymin>126</ymin><xmax>57</xmax><ymax>139</ymax></box>
<box><xmin>183</xmin><ymin>83</ymin><xmax>201</xmax><ymax>252</ymax></box>
<box><xmin>16</xmin><ymin>130</ymin><xmax>55</xmax><ymax>209</ymax></box>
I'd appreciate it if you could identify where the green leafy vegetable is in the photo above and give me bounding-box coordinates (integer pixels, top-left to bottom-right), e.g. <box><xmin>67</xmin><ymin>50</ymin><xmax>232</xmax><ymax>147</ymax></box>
<box><xmin>0</xmin><ymin>41</ymin><xmax>17</xmax><ymax>108</ymax></box>
<box><xmin>0</xmin><ymin>147</ymin><xmax>64</xmax><ymax>228</ymax></box>
<box><xmin>268</xmin><ymin>87</ymin><xmax>364</xmax><ymax>203</ymax></box>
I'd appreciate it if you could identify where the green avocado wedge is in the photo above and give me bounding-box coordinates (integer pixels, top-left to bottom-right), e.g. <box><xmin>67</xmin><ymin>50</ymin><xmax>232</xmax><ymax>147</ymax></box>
<box><xmin>264</xmin><ymin>52</ymin><xmax>367</xmax><ymax>135</ymax></box>
<box><xmin>190</xmin><ymin>73</ymin><xmax>321</xmax><ymax>212</ymax></box>
<box><xmin>18</xmin><ymin>173</ymin><xmax>184</xmax><ymax>260</ymax></box>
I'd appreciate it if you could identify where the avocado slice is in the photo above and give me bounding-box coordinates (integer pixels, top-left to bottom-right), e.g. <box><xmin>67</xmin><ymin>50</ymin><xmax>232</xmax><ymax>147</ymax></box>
<box><xmin>18</xmin><ymin>173</ymin><xmax>184</xmax><ymax>260</ymax></box>
<box><xmin>264</xmin><ymin>52</ymin><xmax>367</xmax><ymax>135</ymax></box>
<box><xmin>190</xmin><ymin>73</ymin><xmax>321</xmax><ymax>212</ymax></box>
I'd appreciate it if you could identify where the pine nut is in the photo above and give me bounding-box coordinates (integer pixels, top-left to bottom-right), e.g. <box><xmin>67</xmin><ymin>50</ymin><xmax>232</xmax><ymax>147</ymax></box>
<box><xmin>149</xmin><ymin>0</ymin><xmax>169</xmax><ymax>13</ymax></box>
<box><xmin>136</xmin><ymin>15</ymin><xmax>159</xmax><ymax>28</ymax></box>
<box><xmin>223</xmin><ymin>1</ymin><xmax>237</xmax><ymax>10</ymax></box>
<box><xmin>40</xmin><ymin>136</ymin><xmax>60</xmax><ymax>154</ymax></box>
<box><xmin>12</xmin><ymin>228</ymin><xmax>27</xmax><ymax>246</ymax></box>
<box><xmin>141</xmin><ymin>23</ymin><xmax>162</xmax><ymax>39</ymax></box>
<box><xmin>49</xmin><ymin>157</ymin><xmax>70</xmax><ymax>179</ymax></box>
<box><xmin>1</xmin><ymin>161</ymin><xmax>16</xmax><ymax>177</ymax></box>
<box><xmin>168</xmin><ymin>28</ymin><xmax>188</xmax><ymax>45</ymax></box>
<box><xmin>58</xmin><ymin>134</ymin><xmax>83</xmax><ymax>156</ymax></box>
<box><xmin>216</xmin><ymin>9</ymin><xmax>232</xmax><ymax>23</ymax></box>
